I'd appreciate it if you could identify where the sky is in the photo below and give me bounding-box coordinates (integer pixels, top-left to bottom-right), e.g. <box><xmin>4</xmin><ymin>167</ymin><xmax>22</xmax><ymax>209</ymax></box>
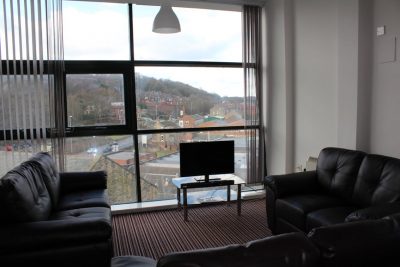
<box><xmin>62</xmin><ymin>1</ymin><xmax>244</xmax><ymax>97</ymax></box>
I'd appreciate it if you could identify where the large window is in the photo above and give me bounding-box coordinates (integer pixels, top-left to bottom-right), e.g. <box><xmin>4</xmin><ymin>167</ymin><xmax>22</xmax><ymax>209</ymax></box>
<box><xmin>62</xmin><ymin>1</ymin><xmax>259</xmax><ymax>205</ymax></box>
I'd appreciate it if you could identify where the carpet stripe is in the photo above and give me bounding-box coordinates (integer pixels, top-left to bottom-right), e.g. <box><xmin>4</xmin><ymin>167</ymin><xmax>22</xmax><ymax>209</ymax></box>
<box><xmin>112</xmin><ymin>199</ymin><xmax>271</xmax><ymax>259</ymax></box>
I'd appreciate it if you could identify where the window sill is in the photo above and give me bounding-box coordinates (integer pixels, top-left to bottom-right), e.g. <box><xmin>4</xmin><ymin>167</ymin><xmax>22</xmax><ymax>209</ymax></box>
<box><xmin>111</xmin><ymin>189</ymin><xmax>265</xmax><ymax>215</ymax></box>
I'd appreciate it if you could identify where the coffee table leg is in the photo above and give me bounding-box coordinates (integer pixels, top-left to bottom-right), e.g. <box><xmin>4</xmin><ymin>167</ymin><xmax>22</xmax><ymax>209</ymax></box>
<box><xmin>177</xmin><ymin>188</ymin><xmax>181</xmax><ymax>210</ymax></box>
<box><xmin>183</xmin><ymin>188</ymin><xmax>188</xmax><ymax>221</ymax></box>
<box><xmin>237</xmin><ymin>184</ymin><xmax>242</xmax><ymax>216</ymax></box>
<box><xmin>227</xmin><ymin>184</ymin><xmax>231</xmax><ymax>205</ymax></box>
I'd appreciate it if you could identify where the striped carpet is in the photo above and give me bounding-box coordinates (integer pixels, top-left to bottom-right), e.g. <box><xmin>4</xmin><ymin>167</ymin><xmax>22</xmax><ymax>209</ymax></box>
<box><xmin>112</xmin><ymin>199</ymin><xmax>271</xmax><ymax>260</ymax></box>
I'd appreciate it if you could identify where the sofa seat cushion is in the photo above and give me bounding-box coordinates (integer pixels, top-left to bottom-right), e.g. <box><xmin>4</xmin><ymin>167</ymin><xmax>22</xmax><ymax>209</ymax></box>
<box><xmin>51</xmin><ymin>207</ymin><xmax>111</xmax><ymax>222</ymax></box>
<box><xmin>1</xmin><ymin>207</ymin><xmax>112</xmax><ymax>252</ymax></box>
<box><xmin>276</xmin><ymin>194</ymin><xmax>345</xmax><ymax>231</ymax></box>
<box><xmin>57</xmin><ymin>189</ymin><xmax>110</xmax><ymax>211</ymax></box>
<box><xmin>306</xmin><ymin>206</ymin><xmax>358</xmax><ymax>231</ymax></box>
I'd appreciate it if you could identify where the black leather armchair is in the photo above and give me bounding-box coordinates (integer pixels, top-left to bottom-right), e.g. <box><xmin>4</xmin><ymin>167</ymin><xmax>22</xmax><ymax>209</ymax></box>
<box><xmin>0</xmin><ymin>152</ymin><xmax>112</xmax><ymax>267</ymax></box>
<box><xmin>265</xmin><ymin>147</ymin><xmax>400</xmax><ymax>234</ymax></box>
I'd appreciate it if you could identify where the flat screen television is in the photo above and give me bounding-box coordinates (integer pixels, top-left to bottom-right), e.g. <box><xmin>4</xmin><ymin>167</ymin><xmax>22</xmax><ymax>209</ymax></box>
<box><xmin>179</xmin><ymin>140</ymin><xmax>235</xmax><ymax>182</ymax></box>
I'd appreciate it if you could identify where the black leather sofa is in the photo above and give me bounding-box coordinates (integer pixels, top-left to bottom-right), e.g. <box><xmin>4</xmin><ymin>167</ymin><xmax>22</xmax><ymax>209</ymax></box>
<box><xmin>111</xmin><ymin>213</ymin><xmax>400</xmax><ymax>267</ymax></box>
<box><xmin>112</xmin><ymin>231</ymin><xmax>320</xmax><ymax>267</ymax></box>
<box><xmin>265</xmin><ymin>147</ymin><xmax>400</xmax><ymax>234</ymax></box>
<box><xmin>0</xmin><ymin>152</ymin><xmax>112</xmax><ymax>267</ymax></box>
<box><xmin>308</xmin><ymin>212</ymin><xmax>400</xmax><ymax>267</ymax></box>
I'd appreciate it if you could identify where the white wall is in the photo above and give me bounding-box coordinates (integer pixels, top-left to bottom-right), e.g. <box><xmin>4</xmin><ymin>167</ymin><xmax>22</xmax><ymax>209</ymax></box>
<box><xmin>266</xmin><ymin>0</ymin><xmax>294</xmax><ymax>174</ymax></box>
<box><xmin>265</xmin><ymin>0</ymin><xmax>387</xmax><ymax>175</ymax></box>
<box><xmin>266</xmin><ymin>0</ymin><xmax>340</xmax><ymax>174</ymax></box>
<box><xmin>292</xmin><ymin>0</ymin><xmax>339</xmax><ymax>170</ymax></box>
<box><xmin>369</xmin><ymin>0</ymin><xmax>400</xmax><ymax>158</ymax></box>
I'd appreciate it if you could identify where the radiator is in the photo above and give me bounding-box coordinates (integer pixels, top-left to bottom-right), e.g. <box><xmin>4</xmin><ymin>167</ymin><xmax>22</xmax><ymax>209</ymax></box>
<box><xmin>305</xmin><ymin>157</ymin><xmax>318</xmax><ymax>171</ymax></box>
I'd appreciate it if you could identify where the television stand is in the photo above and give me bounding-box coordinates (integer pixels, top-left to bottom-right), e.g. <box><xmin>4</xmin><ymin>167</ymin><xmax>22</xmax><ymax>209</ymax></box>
<box><xmin>172</xmin><ymin>174</ymin><xmax>245</xmax><ymax>221</ymax></box>
<box><xmin>194</xmin><ymin>177</ymin><xmax>221</xmax><ymax>182</ymax></box>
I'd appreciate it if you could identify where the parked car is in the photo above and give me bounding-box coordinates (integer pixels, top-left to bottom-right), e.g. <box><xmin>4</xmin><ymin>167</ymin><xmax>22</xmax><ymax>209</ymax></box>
<box><xmin>102</xmin><ymin>146</ymin><xmax>112</xmax><ymax>153</ymax></box>
<box><xmin>86</xmin><ymin>147</ymin><xmax>98</xmax><ymax>154</ymax></box>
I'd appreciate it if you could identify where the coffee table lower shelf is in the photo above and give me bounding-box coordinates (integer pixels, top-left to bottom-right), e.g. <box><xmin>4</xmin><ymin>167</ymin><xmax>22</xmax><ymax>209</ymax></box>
<box><xmin>176</xmin><ymin>183</ymin><xmax>242</xmax><ymax>221</ymax></box>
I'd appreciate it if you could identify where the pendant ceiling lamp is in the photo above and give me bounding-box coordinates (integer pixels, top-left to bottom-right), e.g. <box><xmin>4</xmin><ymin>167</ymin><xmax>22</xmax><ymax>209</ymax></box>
<box><xmin>152</xmin><ymin>3</ymin><xmax>181</xmax><ymax>34</ymax></box>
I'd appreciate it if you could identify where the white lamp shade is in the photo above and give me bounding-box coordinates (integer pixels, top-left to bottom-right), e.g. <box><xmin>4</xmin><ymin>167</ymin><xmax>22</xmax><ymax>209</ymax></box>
<box><xmin>152</xmin><ymin>4</ymin><xmax>181</xmax><ymax>34</ymax></box>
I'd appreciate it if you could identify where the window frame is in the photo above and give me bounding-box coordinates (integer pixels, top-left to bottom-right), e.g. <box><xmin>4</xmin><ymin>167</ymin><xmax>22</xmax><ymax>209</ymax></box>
<box><xmin>64</xmin><ymin>61</ymin><xmax>134</xmax><ymax>136</ymax></box>
<box><xmin>13</xmin><ymin>2</ymin><xmax>260</xmax><ymax>204</ymax></box>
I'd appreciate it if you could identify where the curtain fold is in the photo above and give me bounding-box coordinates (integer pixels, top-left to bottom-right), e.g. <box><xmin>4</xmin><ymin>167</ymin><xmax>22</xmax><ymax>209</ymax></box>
<box><xmin>243</xmin><ymin>5</ymin><xmax>263</xmax><ymax>184</ymax></box>
<box><xmin>0</xmin><ymin>0</ymin><xmax>64</xmax><ymax>175</ymax></box>
<box><xmin>47</xmin><ymin>0</ymin><xmax>65</xmax><ymax>171</ymax></box>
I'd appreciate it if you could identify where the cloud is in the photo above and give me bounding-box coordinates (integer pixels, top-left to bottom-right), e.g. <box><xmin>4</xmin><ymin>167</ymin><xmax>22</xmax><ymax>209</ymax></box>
<box><xmin>133</xmin><ymin>6</ymin><xmax>242</xmax><ymax>61</ymax></box>
<box><xmin>0</xmin><ymin>0</ymin><xmax>51</xmax><ymax>60</ymax></box>
<box><xmin>63</xmin><ymin>2</ymin><xmax>130</xmax><ymax>60</ymax></box>
<box><xmin>63</xmin><ymin>2</ymin><xmax>243</xmax><ymax>97</ymax></box>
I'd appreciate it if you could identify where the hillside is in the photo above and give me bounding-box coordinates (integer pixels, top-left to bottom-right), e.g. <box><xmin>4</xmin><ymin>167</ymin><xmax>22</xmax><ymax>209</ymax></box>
<box><xmin>65</xmin><ymin>73</ymin><xmax>243</xmax><ymax>126</ymax></box>
<box><xmin>135</xmin><ymin>74</ymin><xmax>220</xmax><ymax>99</ymax></box>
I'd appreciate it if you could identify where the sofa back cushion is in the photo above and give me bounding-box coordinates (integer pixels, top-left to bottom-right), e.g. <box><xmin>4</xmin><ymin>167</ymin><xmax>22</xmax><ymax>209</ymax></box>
<box><xmin>157</xmin><ymin>232</ymin><xmax>319</xmax><ymax>267</ymax></box>
<box><xmin>352</xmin><ymin>154</ymin><xmax>400</xmax><ymax>207</ymax></box>
<box><xmin>317</xmin><ymin>147</ymin><xmax>366</xmax><ymax>201</ymax></box>
<box><xmin>308</xmin><ymin>216</ymin><xmax>400</xmax><ymax>267</ymax></box>
<box><xmin>0</xmin><ymin>163</ymin><xmax>52</xmax><ymax>223</ymax></box>
<box><xmin>26</xmin><ymin>152</ymin><xmax>60</xmax><ymax>206</ymax></box>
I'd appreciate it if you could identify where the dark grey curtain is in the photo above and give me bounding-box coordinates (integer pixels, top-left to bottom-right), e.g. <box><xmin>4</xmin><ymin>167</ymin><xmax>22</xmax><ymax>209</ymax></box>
<box><xmin>0</xmin><ymin>0</ymin><xmax>64</xmax><ymax>174</ymax></box>
<box><xmin>47</xmin><ymin>0</ymin><xmax>65</xmax><ymax>171</ymax></box>
<box><xmin>243</xmin><ymin>5</ymin><xmax>263</xmax><ymax>184</ymax></box>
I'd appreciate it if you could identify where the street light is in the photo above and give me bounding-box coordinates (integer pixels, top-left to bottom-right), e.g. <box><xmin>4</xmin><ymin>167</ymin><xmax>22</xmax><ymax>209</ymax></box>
<box><xmin>68</xmin><ymin>116</ymin><xmax>73</xmax><ymax>153</ymax></box>
<box><xmin>68</xmin><ymin>116</ymin><xmax>73</xmax><ymax>127</ymax></box>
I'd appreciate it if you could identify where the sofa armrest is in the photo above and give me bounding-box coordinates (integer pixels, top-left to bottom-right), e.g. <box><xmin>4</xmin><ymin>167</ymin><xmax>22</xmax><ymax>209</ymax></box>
<box><xmin>60</xmin><ymin>170</ymin><xmax>107</xmax><ymax>193</ymax></box>
<box><xmin>0</xmin><ymin>217</ymin><xmax>112</xmax><ymax>252</ymax></box>
<box><xmin>264</xmin><ymin>171</ymin><xmax>320</xmax><ymax>198</ymax></box>
<box><xmin>345</xmin><ymin>202</ymin><xmax>400</xmax><ymax>222</ymax></box>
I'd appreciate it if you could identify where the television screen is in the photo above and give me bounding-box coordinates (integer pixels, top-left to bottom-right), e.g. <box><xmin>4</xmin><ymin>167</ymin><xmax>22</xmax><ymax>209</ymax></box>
<box><xmin>179</xmin><ymin>140</ymin><xmax>235</xmax><ymax>182</ymax></box>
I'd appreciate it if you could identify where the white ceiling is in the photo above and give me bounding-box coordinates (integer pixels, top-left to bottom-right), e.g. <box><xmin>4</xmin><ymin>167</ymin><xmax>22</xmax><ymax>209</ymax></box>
<box><xmin>63</xmin><ymin>0</ymin><xmax>268</xmax><ymax>8</ymax></box>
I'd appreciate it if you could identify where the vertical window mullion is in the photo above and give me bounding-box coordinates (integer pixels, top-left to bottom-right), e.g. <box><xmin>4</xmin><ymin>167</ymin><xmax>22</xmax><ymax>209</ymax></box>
<box><xmin>129</xmin><ymin>3</ymin><xmax>142</xmax><ymax>202</ymax></box>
